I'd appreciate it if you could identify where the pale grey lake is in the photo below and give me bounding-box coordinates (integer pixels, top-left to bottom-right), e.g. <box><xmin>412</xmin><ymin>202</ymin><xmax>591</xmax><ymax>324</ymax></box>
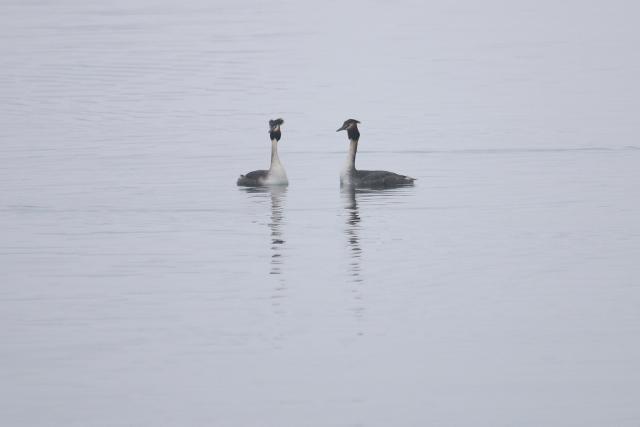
<box><xmin>1</xmin><ymin>0</ymin><xmax>640</xmax><ymax>426</ymax></box>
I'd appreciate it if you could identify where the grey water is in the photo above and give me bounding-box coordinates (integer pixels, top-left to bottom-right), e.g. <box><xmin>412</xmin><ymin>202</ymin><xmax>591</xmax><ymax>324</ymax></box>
<box><xmin>2</xmin><ymin>0</ymin><xmax>640</xmax><ymax>425</ymax></box>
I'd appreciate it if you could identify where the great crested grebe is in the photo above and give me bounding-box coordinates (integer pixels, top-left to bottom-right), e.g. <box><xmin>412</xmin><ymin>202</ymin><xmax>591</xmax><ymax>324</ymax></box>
<box><xmin>336</xmin><ymin>119</ymin><xmax>415</xmax><ymax>188</ymax></box>
<box><xmin>237</xmin><ymin>119</ymin><xmax>288</xmax><ymax>187</ymax></box>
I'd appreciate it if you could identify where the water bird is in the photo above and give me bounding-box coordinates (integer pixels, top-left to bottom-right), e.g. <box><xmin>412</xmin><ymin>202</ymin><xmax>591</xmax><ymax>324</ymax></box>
<box><xmin>237</xmin><ymin>119</ymin><xmax>288</xmax><ymax>187</ymax></box>
<box><xmin>336</xmin><ymin>119</ymin><xmax>415</xmax><ymax>188</ymax></box>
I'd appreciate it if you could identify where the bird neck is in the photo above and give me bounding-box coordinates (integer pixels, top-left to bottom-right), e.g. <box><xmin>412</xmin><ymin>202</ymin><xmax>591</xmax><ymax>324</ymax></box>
<box><xmin>347</xmin><ymin>126</ymin><xmax>360</xmax><ymax>141</ymax></box>
<box><xmin>270</xmin><ymin>138</ymin><xmax>282</xmax><ymax>169</ymax></box>
<box><xmin>345</xmin><ymin>138</ymin><xmax>358</xmax><ymax>172</ymax></box>
<box><xmin>269</xmin><ymin>129</ymin><xmax>281</xmax><ymax>142</ymax></box>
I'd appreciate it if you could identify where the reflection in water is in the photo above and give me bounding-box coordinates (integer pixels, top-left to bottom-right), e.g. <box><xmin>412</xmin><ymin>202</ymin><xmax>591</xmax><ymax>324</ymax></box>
<box><xmin>239</xmin><ymin>186</ymin><xmax>287</xmax><ymax>277</ymax></box>
<box><xmin>267</xmin><ymin>186</ymin><xmax>287</xmax><ymax>277</ymax></box>
<box><xmin>342</xmin><ymin>187</ymin><xmax>414</xmax><ymax>331</ymax></box>
<box><xmin>342</xmin><ymin>187</ymin><xmax>365</xmax><ymax>332</ymax></box>
<box><xmin>342</xmin><ymin>187</ymin><xmax>363</xmax><ymax>283</ymax></box>
<box><xmin>240</xmin><ymin>186</ymin><xmax>288</xmax><ymax>347</ymax></box>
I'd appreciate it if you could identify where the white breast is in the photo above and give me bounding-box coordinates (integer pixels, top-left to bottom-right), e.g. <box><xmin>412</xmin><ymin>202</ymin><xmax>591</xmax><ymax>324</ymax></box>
<box><xmin>340</xmin><ymin>169</ymin><xmax>353</xmax><ymax>186</ymax></box>
<box><xmin>265</xmin><ymin>161</ymin><xmax>288</xmax><ymax>185</ymax></box>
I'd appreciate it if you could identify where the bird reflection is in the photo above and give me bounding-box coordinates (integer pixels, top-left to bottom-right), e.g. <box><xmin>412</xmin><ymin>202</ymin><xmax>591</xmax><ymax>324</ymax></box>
<box><xmin>239</xmin><ymin>186</ymin><xmax>287</xmax><ymax>279</ymax></box>
<box><xmin>239</xmin><ymin>186</ymin><xmax>288</xmax><ymax>348</ymax></box>
<box><xmin>342</xmin><ymin>187</ymin><xmax>363</xmax><ymax>284</ymax></box>
<box><xmin>342</xmin><ymin>187</ymin><xmax>366</xmax><ymax>333</ymax></box>
<box><xmin>267</xmin><ymin>186</ymin><xmax>287</xmax><ymax>277</ymax></box>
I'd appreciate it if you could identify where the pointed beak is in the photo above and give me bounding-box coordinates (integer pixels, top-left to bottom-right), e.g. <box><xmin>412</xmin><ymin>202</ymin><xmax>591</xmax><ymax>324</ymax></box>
<box><xmin>336</xmin><ymin>125</ymin><xmax>347</xmax><ymax>132</ymax></box>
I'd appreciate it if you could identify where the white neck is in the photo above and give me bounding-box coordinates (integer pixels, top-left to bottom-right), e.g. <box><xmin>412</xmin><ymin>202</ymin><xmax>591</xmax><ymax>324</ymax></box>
<box><xmin>344</xmin><ymin>139</ymin><xmax>358</xmax><ymax>172</ymax></box>
<box><xmin>340</xmin><ymin>139</ymin><xmax>358</xmax><ymax>186</ymax></box>
<box><xmin>270</xmin><ymin>139</ymin><xmax>281</xmax><ymax>170</ymax></box>
<box><xmin>266</xmin><ymin>138</ymin><xmax>288</xmax><ymax>185</ymax></box>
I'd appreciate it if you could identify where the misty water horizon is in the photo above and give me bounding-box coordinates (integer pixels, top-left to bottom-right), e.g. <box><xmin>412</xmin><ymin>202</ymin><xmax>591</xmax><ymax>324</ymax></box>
<box><xmin>2</xmin><ymin>1</ymin><xmax>639</xmax><ymax>426</ymax></box>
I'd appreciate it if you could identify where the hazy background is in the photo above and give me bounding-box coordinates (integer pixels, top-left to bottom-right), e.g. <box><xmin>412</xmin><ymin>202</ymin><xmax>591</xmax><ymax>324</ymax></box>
<box><xmin>1</xmin><ymin>0</ymin><xmax>639</xmax><ymax>426</ymax></box>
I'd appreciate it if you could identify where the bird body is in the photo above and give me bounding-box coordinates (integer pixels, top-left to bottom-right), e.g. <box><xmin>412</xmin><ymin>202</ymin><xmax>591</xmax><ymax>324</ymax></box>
<box><xmin>337</xmin><ymin>119</ymin><xmax>415</xmax><ymax>188</ymax></box>
<box><xmin>342</xmin><ymin>169</ymin><xmax>415</xmax><ymax>188</ymax></box>
<box><xmin>237</xmin><ymin>119</ymin><xmax>288</xmax><ymax>187</ymax></box>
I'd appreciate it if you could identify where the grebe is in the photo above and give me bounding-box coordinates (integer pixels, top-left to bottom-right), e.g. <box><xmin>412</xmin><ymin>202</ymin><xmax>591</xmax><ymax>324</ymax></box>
<box><xmin>336</xmin><ymin>119</ymin><xmax>415</xmax><ymax>188</ymax></box>
<box><xmin>237</xmin><ymin>119</ymin><xmax>288</xmax><ymax>187</ymax></box>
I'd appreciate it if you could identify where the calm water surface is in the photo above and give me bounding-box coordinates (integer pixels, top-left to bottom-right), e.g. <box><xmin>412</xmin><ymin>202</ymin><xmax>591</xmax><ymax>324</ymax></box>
<box><xmin>2</xmin><ymin>1</ymin><xmax>640</xmax><ymax>426</ymax></box>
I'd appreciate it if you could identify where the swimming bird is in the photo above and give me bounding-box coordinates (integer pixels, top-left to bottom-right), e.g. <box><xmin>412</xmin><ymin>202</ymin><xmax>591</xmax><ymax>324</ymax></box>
<box><xmin>336</xmin><ymin>119</ymin><xmax>415</xmax><ymax>188</ymax></box>
<box><xmin>237</xmin><ymin>119</ymin><xmax>288</xmax><ymax>187</ymax></box>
